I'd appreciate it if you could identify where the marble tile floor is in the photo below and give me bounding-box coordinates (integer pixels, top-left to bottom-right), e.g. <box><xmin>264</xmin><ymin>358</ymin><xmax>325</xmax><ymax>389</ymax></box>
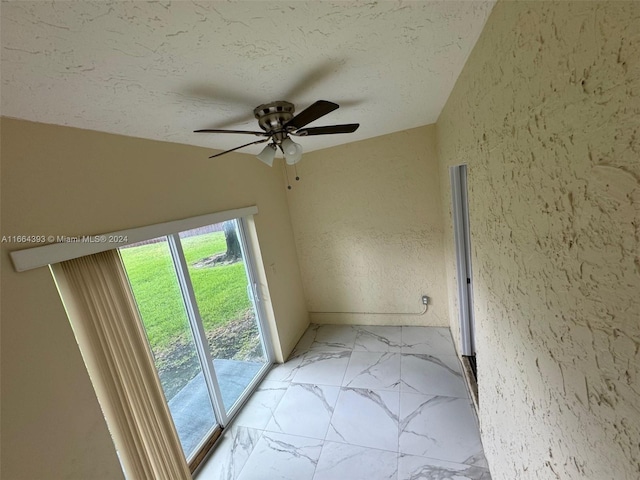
<box><xmin>196</xmin><ymin>324</ymin><xmax>491</xmax><ymax>480</ymax></box>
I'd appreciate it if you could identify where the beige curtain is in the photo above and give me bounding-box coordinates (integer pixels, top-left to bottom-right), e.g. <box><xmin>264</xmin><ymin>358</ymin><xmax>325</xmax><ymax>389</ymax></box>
<box><xmin>52</xmin><ymin>250</ymin><xmax>191</xmax><ymax>480</ymax></box>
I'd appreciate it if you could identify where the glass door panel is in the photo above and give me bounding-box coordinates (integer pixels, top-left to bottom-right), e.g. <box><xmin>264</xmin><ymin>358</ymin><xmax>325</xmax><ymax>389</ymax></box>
<box><xmin>178</xmin><ymin>221</ymin><xmax>268</xmax><ymax>413</ymax></box>
<box><xmin>119</xmin><ymin>237</ymin><xmax>217</xmax><ymax>460</ymax></box>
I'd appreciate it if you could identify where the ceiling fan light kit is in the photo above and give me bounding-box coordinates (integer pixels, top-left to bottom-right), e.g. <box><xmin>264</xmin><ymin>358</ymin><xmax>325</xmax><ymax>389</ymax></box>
<box><xmin>194</xmin><ymin>100</ymin><xmax>360</xmax><ymax>169</ymax></box>
<box><xmin>256</xmin><ymin>143</ymin><xmax>277</xmax><ymax>167</ymax></box>
<box><xmin>281</xmin><ymin>137</ymin><xmax>303</xmax><ymax>165</ymax></box>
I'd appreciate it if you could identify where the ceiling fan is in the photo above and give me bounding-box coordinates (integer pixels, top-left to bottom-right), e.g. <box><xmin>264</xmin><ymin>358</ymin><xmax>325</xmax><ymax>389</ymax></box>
<box><xmin>194</xmin><ymin>100</ymin><xmax>359</xmax><ymax>166</ymax></box>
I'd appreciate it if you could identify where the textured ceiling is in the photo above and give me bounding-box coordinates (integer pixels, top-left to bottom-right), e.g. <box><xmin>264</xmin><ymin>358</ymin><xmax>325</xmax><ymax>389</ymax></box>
<box><xmin>1</xmin><ymin>1</ymin><xmax>495</xmax><ymax>156</ymax></box>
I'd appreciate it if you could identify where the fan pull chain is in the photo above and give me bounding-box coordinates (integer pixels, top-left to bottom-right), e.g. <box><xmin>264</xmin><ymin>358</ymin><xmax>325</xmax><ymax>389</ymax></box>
<box><xmin>294</xmin><ymin>163</ymin><xmax>300</xmax><ymax>181</ymax></box>
<box><xmin>281</xmin><ymin>161</ymin><xmax>292</xmax><ymax>190</ymax></box>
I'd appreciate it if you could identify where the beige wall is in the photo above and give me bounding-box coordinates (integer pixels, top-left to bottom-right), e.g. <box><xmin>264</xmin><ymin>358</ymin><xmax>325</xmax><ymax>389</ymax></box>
<box><xmin>0</xmin><ymin>118</ymin><xmax>309</xmax><ymax>479</ymax></box>
<box><xmin>287</xmin><ymin>125</ymin><xmax>448</xmax><ymax>326</ymax></box>
<box><xmin>437</xmin><ymin>1</ymin><xmax>640</xmax><ymax>479</ymax></box>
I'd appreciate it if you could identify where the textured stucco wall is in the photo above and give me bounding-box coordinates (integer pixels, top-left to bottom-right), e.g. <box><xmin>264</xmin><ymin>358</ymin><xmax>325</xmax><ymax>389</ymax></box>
<box><xmin>287</xmin><ymin>125</ymin><xmax>448</xmax><ymax>326</ymax></box>
<box><xmin>437</xmin><ymin>1</ymin><xmax>640</xmax><ymax>479</ymax></box>
<box><xmin>1</xmin><ymin>118</ymin><xmax>308</xmax><ymax>479</ymax></box>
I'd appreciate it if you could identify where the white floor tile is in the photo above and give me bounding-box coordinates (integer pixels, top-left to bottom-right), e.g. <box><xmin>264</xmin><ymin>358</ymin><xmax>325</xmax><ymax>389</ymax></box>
<box><xmin>199</xmin><ymin>324</ymin><xmax>491</xmax><ymax>480</ymax></box>
<box><xmin>265</xmin><ymin>383</ymin><xmax>340</xmax><ymax>439</ymax></box>
<box><xmin>354</xmin><ymin>326</ymin><xmax>402</xmax><ymax>352</ymax></box>
<box><xmin>399</xmin><ymin>392</ymin><xmax>483</xmax><ymax>464</ymax></box>
<box><xmin>290</xmin><ymin>324</ymin><xmax>320</xmax><ymax>358</ymax></box>
<box><xmin>343</xmin><ymin>351</ymin><xmax>401</xmax><ymax>391</ymax></box>
<box><xmin>401</xmin><ymin>327</ymin><xmax>456</xmax><ymax>355</ymax></box>
<box><xmin>236</xmin><ymin>432</ymin><xmax>323</xmax><ymax>480</ymax></box>
<box><xmin>314</xmin><ymin>442</ymin><xmax>398</xmax><ymax>480</ymax></box>
<box><xmin>400</xmin><ymin>353</ymin><xmax>468</xmax><ymax>398</ymax></box>
<box><xmin>292</xmin><ymin>350</ymin><xmax>351</xmax><ymax>386</ymax></box>
<box><xmin>326</xmin><ymin>387</ymin><xmax>399</xmax><ymax>452</ymax></box>
<box><xmin>232</xmin><ymin>381</ymin><xmax>288</xmax><ymax>430</ymax></box>
<box><xmin>465</xmin><ymin>451</ymin><xmax>490</xmax><ymax>469</ymax></box>
<box><xmin>197</xmin><ymin>426</ymin><xmax>262</xmax><ymax>480</ymax></box>
<box><xmin>398</xmin><ymin>453</ymin><xmax>492</xmax><ymax>480</ymax></box>
<box><xmin>264</xmin><ymin>355</ymin><xmax>304</xmax><ymax>383</ymax></box>
<box><xmin>309</xmin><ymin>324</ymin><xmax>357</xmax><ymax>351</ymax></box>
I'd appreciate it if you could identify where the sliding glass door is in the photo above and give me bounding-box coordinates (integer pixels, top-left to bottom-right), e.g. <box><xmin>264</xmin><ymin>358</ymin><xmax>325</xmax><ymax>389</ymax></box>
<box><xmin>119</xmin><ymin>217</ymin><xmax>272</xmax><ymax>463</ymax></box>
<box><xmin>178</xmin><ymin>221</ymin><xmax>268</xmax><ymax>413</ymax></box>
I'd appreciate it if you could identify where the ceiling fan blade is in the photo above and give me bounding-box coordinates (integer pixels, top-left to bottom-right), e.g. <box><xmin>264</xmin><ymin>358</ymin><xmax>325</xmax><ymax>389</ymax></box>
<box><xmin>208</xmin><ymin>139</ymin><xmax>269</xmax><ymax>159</ymax></box>
<box><xmin>195</xmin><ymin>128</ymin><xmax>267</xmax><ymax>136</ymax></box>
<box><xmin>203</xmin><ymin>111</ymin><xmax>256</xmax><ymax>129</ymax></box>
<box><xmin>285</xmin><ymin>100</ymin><xmax>339</xmax><ymax>130</ymax></box>
<box><xmin>183</xmin><ymin>83</ymin><xmax>262</xmax><ymax>107</ymax></box>
<box><xmin>283</xmin><ymin>59</ymin><xmax>344</xmax><ymax>99</ymax></box>
<box><xmin>292</xmin><ymin>124</ymin><xmax>360</xmax><ymax>136</ymax></box>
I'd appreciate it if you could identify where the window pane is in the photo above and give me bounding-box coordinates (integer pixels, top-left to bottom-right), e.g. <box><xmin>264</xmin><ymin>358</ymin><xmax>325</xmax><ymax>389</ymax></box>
<box><xmin>120</xmin><ymin>237</ymin><xmax>217</xmax><ymax>460</ymax></box>
<box><xmin>179</xmin><ymin>221</ymin><xmax>267</xmax><ymax>413</ymax></box>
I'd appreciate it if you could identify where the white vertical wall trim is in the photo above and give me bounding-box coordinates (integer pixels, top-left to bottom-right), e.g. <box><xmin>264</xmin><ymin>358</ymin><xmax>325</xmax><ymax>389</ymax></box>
<box><xmin>450</xmin><ymin>165</ymin><xmax>474</xmax><ymax>356</ymax></box>
<box><xmin>11</xmin><ymin>206</ymin><xmax>258</xmax><ymax>272</ymax></box>
<box><xmin>51</xmin><ymin>251</ymin><xmax>191</xmax><ymax>480</ymax></box>
<box><xmin>459</xmin><ymin>166</ymin><xmax>476</xmax><ymax>353</ymax></box>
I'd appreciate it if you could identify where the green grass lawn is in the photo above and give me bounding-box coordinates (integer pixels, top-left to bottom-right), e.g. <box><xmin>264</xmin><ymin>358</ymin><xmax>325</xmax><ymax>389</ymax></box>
<box><xmin>120</xmin><ymin>231</ymin><xmax>251</xmax><ymax>352</ymax></box>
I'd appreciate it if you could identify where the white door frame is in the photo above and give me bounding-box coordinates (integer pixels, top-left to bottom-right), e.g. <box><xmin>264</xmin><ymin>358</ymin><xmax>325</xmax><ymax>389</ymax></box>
<box><xmin>450</xmin><ymin>164</ymin><xmax>476</xmax><ymax>356</ymax></box>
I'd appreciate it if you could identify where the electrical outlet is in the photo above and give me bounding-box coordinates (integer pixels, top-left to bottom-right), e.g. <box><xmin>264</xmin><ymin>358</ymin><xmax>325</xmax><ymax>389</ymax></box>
<box><xmin>422</xmin><ymin>295</ymin><xmax>429</xmax><ymax>305</ymax></box>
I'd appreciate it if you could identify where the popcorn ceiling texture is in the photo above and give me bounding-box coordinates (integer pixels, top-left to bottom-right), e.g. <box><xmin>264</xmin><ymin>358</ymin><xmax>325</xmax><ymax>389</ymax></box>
<box><xmin>287</xmin><ymin>125</ymin><xmax>449</xmax><ymax>327</ymax></box>
<box><xmin>0</xmin><ymin>0</ymin><xmax>494</xmax><ymax>156</ymax></box>
<box><xmin>436</xmin><ymin>1</ymin><xmax>640</xmax><ymax>479</ymax></box>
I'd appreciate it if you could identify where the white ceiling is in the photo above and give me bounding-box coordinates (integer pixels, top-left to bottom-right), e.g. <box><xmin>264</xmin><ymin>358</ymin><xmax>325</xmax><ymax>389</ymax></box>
<box><xmin>1</xmin><ymin>1</ymin><xmax>495</xmax><ymax>156</ymax></box>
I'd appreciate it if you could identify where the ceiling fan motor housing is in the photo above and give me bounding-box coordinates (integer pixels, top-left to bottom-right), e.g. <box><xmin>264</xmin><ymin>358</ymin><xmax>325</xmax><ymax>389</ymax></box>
<box><xmin>254</xmin><ymin>101</ymin><xmax>295</xmax><ymax>143</ymax></box>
